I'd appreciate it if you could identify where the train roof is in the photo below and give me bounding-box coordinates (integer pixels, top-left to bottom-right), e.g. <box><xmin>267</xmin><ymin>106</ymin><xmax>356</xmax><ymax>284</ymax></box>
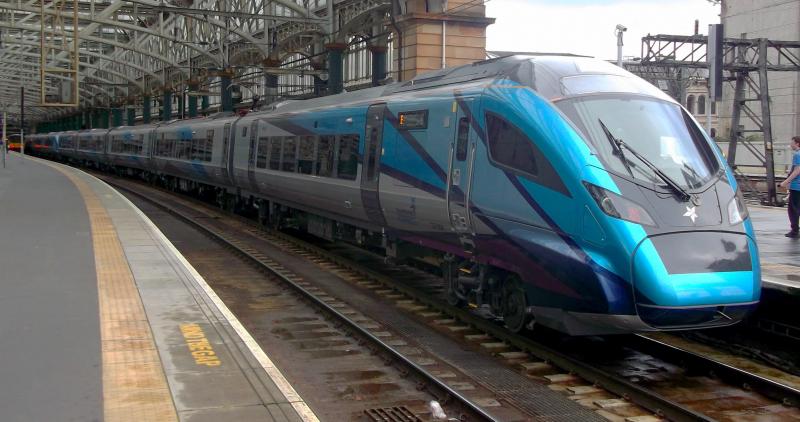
<box><xmin>264</xmin><ymin>54</ymin><xmax>671</xmax><ymax>116</ymax></box>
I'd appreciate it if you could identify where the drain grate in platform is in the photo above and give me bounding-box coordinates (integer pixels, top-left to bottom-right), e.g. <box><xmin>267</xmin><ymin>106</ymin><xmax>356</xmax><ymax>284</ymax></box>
<box><xmin>364</xmin><ymin>406</ymin><xmax>422</xmax><ymax>422</ymax></box>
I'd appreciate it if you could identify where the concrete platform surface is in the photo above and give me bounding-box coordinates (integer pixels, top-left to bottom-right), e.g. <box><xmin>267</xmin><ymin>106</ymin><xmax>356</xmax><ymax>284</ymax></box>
<box><xmin>748</xmin><ymin>205</ymin><xmax>800</xmax><ymax>296</ymax></box>
<box><xmin>0</xmin><ymin>153</ymin><xmax>318</xmax><ymax>422</ymax></box>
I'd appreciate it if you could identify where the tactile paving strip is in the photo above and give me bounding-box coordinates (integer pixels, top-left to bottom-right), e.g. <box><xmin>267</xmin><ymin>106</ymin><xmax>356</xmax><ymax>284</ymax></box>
<box><xmin>39</xmin><ymin>161</ymin><xmax>178</xmax><ymax>422</ymax></box>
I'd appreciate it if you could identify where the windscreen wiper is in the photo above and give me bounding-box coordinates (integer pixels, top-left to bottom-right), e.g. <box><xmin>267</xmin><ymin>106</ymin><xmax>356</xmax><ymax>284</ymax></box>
<box><xmin>598</xmin><ymin>119</ymin><xmax>634</xmax><ymax>178</ymax></box>
<box><xmin>597</xmin><ymin>119</ymin><xmax>691</xmax><ymax>202</ymax></box>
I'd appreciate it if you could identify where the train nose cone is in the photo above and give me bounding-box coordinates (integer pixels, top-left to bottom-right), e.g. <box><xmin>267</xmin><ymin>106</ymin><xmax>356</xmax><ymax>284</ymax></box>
<box><xmin>631</xmin><ymin>231</ymin><xmax>760</xmax><ymax>327</ymax></box>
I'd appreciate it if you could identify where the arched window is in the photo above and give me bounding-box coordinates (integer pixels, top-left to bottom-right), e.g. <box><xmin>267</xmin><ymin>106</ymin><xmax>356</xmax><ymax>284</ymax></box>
<box><xmin>711</xmin><ymin>100</ymin><xmax>716</xmax><ymax>115</ymax></box>
<box><xmin>686</xmin><ymin>95</ymin><xmax>696</xmax><ymax>114</ymax></box>
<box><xmin>698</xmin><ymin>95</ymin><xmax>706</xmax><ymax>115</ymax></box>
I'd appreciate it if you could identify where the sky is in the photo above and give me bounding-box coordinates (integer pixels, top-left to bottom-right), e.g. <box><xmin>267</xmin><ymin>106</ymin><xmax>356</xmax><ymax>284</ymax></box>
<box><xmin>486</xmin><ymin>0</ymin><xmax>721</xmax><ymax>61</ymax></box>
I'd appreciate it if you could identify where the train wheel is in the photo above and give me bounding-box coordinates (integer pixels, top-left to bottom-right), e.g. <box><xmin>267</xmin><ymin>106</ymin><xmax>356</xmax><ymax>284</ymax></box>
<box><xmin>503</xmin><ymin>276</ymin><xmax>529</xmax><ymax>332</ymax></box>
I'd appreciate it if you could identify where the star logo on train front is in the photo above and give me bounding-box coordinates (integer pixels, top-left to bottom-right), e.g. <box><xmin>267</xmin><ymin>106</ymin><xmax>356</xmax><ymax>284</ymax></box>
<box><xmin>683</xmin><ymin>206</ymin><xmax>698</xmax><ymax>223</ymax></box>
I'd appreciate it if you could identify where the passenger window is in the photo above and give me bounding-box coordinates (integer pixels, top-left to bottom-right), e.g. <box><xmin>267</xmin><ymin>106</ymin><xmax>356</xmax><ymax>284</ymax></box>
<box><xmin>486</xmin><ymin>113</ymin><xmax>538</xmax><ymax>177</ymax></box>
<box><xmin>256</xmin><ymin>137</ymin><xmax>269</xmax><ymax>169</ymax></box>
<box><xmin>206</xmin><ymin>130</ymin><xmax>215</xmax><ymax>161</ymax></box>
<box><xmin>178</xmin><ymin>139</ymin><xmax>191</xmax><ymax>160</ymax></box>
<box><xmin>337</xmin><ymin>135</ymin><xmax>359</xmax><ymax>180</ymax></box>
<box><xmin>298</xmin><ymin>136</ymin><xmax>316</xmax><ymax>175</ymax></box>
<box><xmin>282</xmin><ymin>137</ymin><xmax>297</xmax><ymax>172</ymax></box>
<box><xmin>456</xmin><ymin>117</ymin><xmax>470</xmax><ymax>161</ymax></box>
<box><xmin>269</xmin><ymin>137</ymin><xmax>282</xmax><ymax>170</ymax></box>
<box><xmin>316</xmin><ymin>136</ymin><xmax>335</xmax><ymax>177</ymax></box>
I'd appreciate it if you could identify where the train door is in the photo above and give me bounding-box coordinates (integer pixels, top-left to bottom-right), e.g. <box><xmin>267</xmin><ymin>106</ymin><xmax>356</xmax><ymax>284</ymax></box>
<box><xmin>446</xmin><ymin>101</ymin><xmax>476</xmax><ymax>240</ymax></box>
<box><xmin>223</xmin><ymin>122</ymin><xmax>233</xmax><ymax>184</ymax></box>
<box><xmin>360</xmin><ymin>103</ymin><xmax>387</xmax><ymax>227</ymax></box>
<box><xmin>246</xmin><ymin>120</ymin><xmax>260</xmax><ymax>192</ymax></box>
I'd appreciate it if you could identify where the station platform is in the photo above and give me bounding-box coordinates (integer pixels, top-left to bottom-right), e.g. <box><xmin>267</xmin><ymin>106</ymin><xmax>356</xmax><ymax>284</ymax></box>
<box><xmin>0</xmin><ymin>153</ymin><xmax>317</xmax><ymax>422</ymax></box>
<box><xmin>749</xmin><ymin>205</ymin><xmax>800</xmax><ymax>296</ymax></box>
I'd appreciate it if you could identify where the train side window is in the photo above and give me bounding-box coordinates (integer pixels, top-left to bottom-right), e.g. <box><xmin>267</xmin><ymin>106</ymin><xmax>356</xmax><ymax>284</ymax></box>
<box><xmin>205</xmin><ymin>130</ymin><xmax>215</xmax><ymax>161</ymax></box>
<box><xmin>282</xmin><ymin>136</ymin><xmax>298</xmax><ymax>172</ymax></box>
<box><xmin>138</xmin><ymin>135</ymin><xmax>145</xmax><ymax>155</ymax></box>
<box><xmin>337</xmin><ymin>134</ymin><xmax>359</xmax><ymax>180</ymax></box>
<box><xmin>316</xmin><ymin>135</ymin><xmax>335</xmax><ymax>177</ymax></box>
<box><xmin>456</xmin><ymin>117</ymin><xmax>470</xmax><ymax>161</ymax></box>
<box><xmin>298</xmin><ymin>136</ymin><xmax>316</xmax><ymax>175</ymax></box>
<box><xmin>256</xmin><ymin>137</ymin><xmax>269</xmax><ymax>169</ymax></box>
<box><xmin>269</xmin><ymin>137</ymin><xmax>282</xmax><ymax>170</ymax></box>
<box><xmin>485</xmin><ymin>113</ymin><xmax>538</xmax><ymax>177</ymax></box>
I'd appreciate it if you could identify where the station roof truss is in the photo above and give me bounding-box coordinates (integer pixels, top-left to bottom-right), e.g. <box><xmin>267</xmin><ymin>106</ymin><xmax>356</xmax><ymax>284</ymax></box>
<box><xmin>0</xmin><ymin>0</ymin><xmax>393</xmax><ymax>121</ymax></box>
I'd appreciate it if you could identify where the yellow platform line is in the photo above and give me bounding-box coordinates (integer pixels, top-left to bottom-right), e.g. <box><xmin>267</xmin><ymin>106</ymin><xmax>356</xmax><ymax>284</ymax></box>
<box><xmin>38</xmin><ymin>160</ymin><xmax>178</xmax><ymax>422</ymax></box>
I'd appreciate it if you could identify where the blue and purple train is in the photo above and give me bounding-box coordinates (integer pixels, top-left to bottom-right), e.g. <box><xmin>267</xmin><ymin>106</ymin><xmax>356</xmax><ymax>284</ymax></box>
<box><xmin>29</xmin><ymin>54</ymin><xmax>760</xmax><ymax>335</ymax></box>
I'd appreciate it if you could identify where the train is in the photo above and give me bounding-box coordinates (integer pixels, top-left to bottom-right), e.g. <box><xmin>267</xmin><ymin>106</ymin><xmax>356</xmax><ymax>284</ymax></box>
<box><xmin>5</xmin><ymin>134</ymin><xmax>23</xmax><ymax>152</ymax></box>
<box><xmin>27</xmin><ymin>54</ymin><xmax>761</xmax><ymax>335</ymax></box>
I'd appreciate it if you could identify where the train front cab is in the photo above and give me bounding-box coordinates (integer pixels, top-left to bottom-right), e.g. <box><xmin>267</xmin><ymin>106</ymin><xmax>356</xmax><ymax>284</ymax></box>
<box><xmin>551</xmin><ymin>78</ymin><xmax>760</xmax><ymax>334</ymax></box>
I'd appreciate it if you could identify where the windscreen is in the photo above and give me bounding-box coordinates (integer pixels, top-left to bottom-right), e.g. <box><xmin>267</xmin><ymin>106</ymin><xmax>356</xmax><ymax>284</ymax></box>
<box><xmin>556</xmin><ymin>94</ymin><xmax>719</xmax><ymax>190</ymax></box>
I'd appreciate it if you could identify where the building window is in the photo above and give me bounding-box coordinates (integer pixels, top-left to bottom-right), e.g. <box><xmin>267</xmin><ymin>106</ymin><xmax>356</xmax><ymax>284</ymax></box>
<box><xmin>686</xmin><ymin>95</ymin><xmax>696</xmax><ymax>114</ymax></box>
<box><xmin>697</xmin><ymin>95</ymin><xmax>706</xmax><ymax>115</ymax></box>
<box><xmin>711</xmin><ymin>100</ymin><xmax>716</xmax><ymax>115</ymax></box>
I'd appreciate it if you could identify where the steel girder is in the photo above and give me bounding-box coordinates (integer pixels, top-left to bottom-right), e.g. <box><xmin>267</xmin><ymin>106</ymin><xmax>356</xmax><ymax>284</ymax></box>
<box><xmin>1</xmin><ymin>0</ymin><xmax>397</xmax><ymax>124</ymax></box>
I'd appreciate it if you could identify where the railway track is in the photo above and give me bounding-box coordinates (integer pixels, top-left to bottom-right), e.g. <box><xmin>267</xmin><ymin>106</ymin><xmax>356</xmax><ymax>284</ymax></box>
<box><xmin>99</xmin><ymin>173</ymin><xmax>800</xmax><ymax>421</ymax></box>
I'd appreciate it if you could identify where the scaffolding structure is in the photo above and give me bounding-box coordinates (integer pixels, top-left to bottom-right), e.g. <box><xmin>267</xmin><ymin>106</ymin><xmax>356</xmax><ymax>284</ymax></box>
<box><xmin>638</xmin><ymin>34</ymin><xmax>800</xmax><ymax>205</ymax></box>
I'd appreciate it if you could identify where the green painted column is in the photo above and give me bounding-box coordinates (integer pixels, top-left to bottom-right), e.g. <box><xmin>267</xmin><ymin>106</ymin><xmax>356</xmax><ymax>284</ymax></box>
<box><xmin>127</xmin><ymin>108</ymin><xmax>136</xmax><ymax>126</ymax></box>
<box><xmin>220</xmin><ymin>69</ymin><xmax>233</xmax><ymax>112</ymax></box>
<box><xmin>201</xmin><ymin>95</ymin><xmax>209</xmax><ymax>115</ymax></box>
<box><xmin>178</xmin><ymin>93</ymin><xmax>185</xmax><ymax>119</ymax></box>
<box><xmin>325</xmin><ymin>43</ymin><xmax>347</xmax><ymax>95</ymax></box>
<box><xmin>83</xmin><ymin>110</ymin><xmax>91</xmax><ymax>129</ymax></box>
<box><xmin>143</xmin><ymin>96</ymin><xmax>151</xmax><ymax>124</ymax></box>
<box><xmin>369</xmin><ymin>45</ymin><xmax>388</xmax><ymax>87</ymax></box>
<box><xmin>188</xmin><ymin>93</ymin><xmax>198</xmax><ymax>118</ymax></box>
<box><xmin>92</xmin><ymin>109</ymin><xmax>101</xmax><ymax>129</ymax></box>
<box><xmin>112</xmin><ymin>108</ymin><xmax>123</xmax><ymax>127</ymax></box>
<box><xmin>101</xmin><ymin>109</ymin><xmax>110</xmax><ymax>128</ymax></box>
<box><xmin>187</xmin><ymin>78</ymin><xmax>199</xmax><ymax>118</ymax></box>
<box><xmin>162</xmin><ymin>90</ymin><xmax>172</xmax><ymax>121</ymax></box>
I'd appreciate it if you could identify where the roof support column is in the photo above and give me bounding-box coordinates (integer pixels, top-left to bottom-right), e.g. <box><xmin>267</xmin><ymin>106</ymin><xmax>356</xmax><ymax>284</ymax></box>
<box><xmin>101</xmin><ymin>109</ymin><xmax>110</xmax><ymax>129</ymax></box>
<box><xmin>162</xmin><ymin>88</ymin><xmax>173</xmax><ymax>121</ymax></box>
<box><xmin>201</xmin><ymin>94</ymin><xmax>209</xmax><ymax>116</ymax></box>
<box><xmin>262</xmin><ymin>58</ymin><xmax>281</xmax><ymax>106</ymax></box>
<box><xmin>187</xmin><ymin>79</ymin><xmax>199</xmax><ymax>118</ymax></box>
<box><xmin>143</xmin><ymin>96</ymin><xmax>151</xmax><ymax>124</ymax></box>
<box><xmin>220</xmin><ymin>69</ymin><xmax>234</xmax><ymax>113</ymax></box>
<box><xmin>369</xmin><ymin>45</ymin><xmax>388</xmax><ymax>87</ymax></box>
<box><xmin>127</xmin><ymin>107</ymin><xmax>136</xmax><ymax>126</ymax></box>
<box><xmin>112</xmin><ymin>107</ymin><xmax>123</xmax><ymax>127</ymax></box>
<box><xmin>325</xmin><ymin>43</ymin><xmax>347</xmax><ymax>95</ymax></box>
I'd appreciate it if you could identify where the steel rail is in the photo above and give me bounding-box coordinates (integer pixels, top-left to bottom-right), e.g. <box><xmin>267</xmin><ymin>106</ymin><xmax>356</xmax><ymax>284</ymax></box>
<box><xmin>103</xmin><ymin>177</ymin><xmax>500</xmax><ymax>422</ymax></box>
<box><xmin>629</xmin><ymin>334</ymin><xmax>800</xmax><ymax>408</ymax></box>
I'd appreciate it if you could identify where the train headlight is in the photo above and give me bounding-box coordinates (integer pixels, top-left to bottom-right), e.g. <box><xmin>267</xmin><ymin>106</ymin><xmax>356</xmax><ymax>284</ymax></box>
<box><xmin>728</xmin><ymin>188</ymin><xmax>749</xmax><ymax>225</ymax></box>
<box><xmin>584</xmin><ymin>182</ymin><xmax>656</xmax><ymax>227</ymax></box>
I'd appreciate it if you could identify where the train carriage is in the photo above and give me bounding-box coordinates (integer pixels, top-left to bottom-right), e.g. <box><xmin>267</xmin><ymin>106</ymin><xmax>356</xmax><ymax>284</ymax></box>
<box><xmin>75</xmin><ymin>128</ymin><xmax>110</xmax><ymax>167</ymax></box>
<box><xmin>107</xmin><ymin>124</ymin><xmax>155</xmax><ymax>173</ymax></box>
<box><xmin>40</xmin><ymin>54</ymin><xmax>761</xmax><ymax>336</ymax></box>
